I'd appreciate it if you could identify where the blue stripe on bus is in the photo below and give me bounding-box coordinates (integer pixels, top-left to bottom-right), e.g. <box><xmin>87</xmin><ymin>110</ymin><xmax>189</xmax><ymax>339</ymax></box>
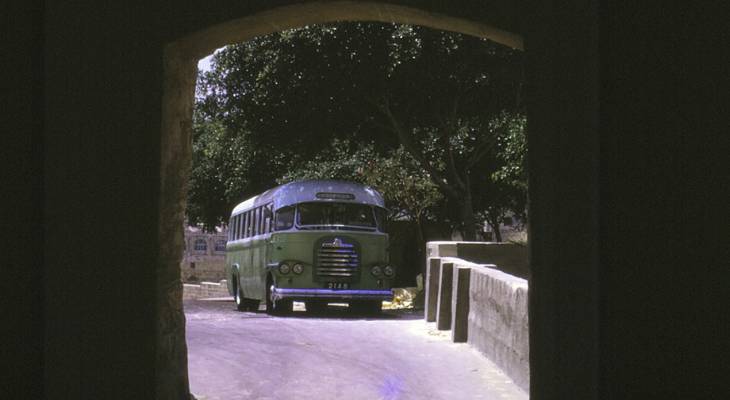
<box><xmin>274</xmin><ymin>288</ymin><xmax>392</xmax><ymax>295</ymax></box>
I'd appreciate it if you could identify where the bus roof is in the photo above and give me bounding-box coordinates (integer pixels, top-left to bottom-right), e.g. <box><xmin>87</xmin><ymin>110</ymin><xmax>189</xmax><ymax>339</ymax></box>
<box><xmin>231</xmin><ymin>180</ymin><xmax>385</xmax><ymax>216</ymax></box>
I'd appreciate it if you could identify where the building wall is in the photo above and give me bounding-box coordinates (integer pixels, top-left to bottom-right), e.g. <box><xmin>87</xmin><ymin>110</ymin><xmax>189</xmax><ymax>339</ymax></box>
<box><xmin>180</xmin><ymin>225</ymin><xmax>228</xmax><ymax>283</ymax></box>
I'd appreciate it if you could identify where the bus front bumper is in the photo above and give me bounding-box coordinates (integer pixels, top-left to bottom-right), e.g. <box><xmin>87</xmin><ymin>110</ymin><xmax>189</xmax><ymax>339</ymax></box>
<box><xmin>272</xmin><ymin>288</ymin><xmax>393</xmax><ymax>302</ymax></box>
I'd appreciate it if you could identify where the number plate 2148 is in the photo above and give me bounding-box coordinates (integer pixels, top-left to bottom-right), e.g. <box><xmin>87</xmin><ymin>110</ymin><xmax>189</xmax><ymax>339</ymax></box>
<box><xmin>326</xmin><ymin>282</ymin><xmax>350</xmax><ymax>290</ymax></box>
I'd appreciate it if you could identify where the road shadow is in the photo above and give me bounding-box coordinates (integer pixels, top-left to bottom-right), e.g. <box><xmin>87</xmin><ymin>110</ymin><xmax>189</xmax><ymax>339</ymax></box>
<box><xmin>185</xmin><ymin>298</ymin><xmax>424</xmax><ymax>320</ymax></box>
<box><xmin>240</xmin><ymin>302</ymin><xmax>425</xmax><ymax>320</ymax></box>
<box><xmin>268</xmin><ymin>305</ymin><xmax>424</xmax><ymax>321</ymax></box>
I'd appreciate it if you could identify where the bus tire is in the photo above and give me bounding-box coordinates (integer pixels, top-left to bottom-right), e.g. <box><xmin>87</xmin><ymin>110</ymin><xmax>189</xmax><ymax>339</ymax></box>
<box><xmin>233</xmin><ymin>277</ymin><xmax>259</xmax><ymax>312</ymax></box>
<box><xmin>266</xmin><ymin>279</ymin><xmax>292</xmax><ymax>315</ymax></box>
<box><xmin>234</xmin><ymin>279</ymin><xmax>247</xmax><ymax>312</ymax></box>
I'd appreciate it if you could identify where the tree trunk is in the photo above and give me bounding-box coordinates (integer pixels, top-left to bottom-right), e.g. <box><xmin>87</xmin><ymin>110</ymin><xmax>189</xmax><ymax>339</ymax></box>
<box><xmin>415</xmin><ymin>215</ymin><xmax>427</xmax><ymax>278</ymax></box>
<box><xmin>459</xmin><ymin>192</ymin><xmax>478</xmax><ymax>241</ymax></box>
<box><xmin>489</xmin><ymin>220</ymin><xmax>503</xmax><ymax>242</ymax></box>
<box><xmin>486</xmin><ymin>210</ymin><xmax>503</xmax><ymax>242</ymax></box>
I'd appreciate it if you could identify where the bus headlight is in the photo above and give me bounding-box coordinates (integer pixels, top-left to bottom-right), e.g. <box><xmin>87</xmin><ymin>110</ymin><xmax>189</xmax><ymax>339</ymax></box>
<box><xmin>383</xmin><ymin>266</ymin><xmax>395</xmax><ymax>277</ymax></box>
<box><xmin>279</xmin><ymin>263</ymin><xmax>291</xmax><ymax>274</ymax></box>
<box><xmin>371</xmin><ymin>266</ymin><xmax>383</xmax><ymax>277</ymax></box>
<box><xmin>292</xmin><ymin>263</ymin><xmax>304</xmax><ymax>274</ymax></box>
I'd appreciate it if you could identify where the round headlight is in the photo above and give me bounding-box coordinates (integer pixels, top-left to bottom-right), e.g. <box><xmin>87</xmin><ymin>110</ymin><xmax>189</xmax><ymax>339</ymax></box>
<box><xmin>383</xmin><ymin>266</ymin><xmax>395</xmax><ymax>277</ymax></box>
<box><xmin>371</xmin><ymin>266</ymin><xmax>383</xmax><ymax>277</ymax></box>
<box><xmin>279</xmin><ymin>263</ymin><xmax>291</xmax><ymax>274</ymax></box>
<box><xmin>292</xmin><ymin>263</ymin><xmax>304</xmax><ymax>274</ymax></box>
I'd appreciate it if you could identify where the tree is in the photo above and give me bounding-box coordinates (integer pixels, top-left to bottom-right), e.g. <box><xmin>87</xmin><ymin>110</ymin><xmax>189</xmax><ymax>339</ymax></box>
<box><xmin>190</xmin><ymin>22</ymin><xmax>526</xmax><ymax>239</ymax></box>
<box><xmin>278</xmin><ymin>139</ymin><xmax>442</xmax><ymax>224</ymax></box>
<box><xmin>368</xmin><ymin>25</ymin><xmax>524</xmax><ymax>240</ymax></box>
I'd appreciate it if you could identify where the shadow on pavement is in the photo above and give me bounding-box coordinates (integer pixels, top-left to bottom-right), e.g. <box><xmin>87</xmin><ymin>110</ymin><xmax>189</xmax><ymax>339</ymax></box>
<box><xmin>186</xmin><ymin>298</ymin><xmax>423</xmax><ymax>321</ymax></box>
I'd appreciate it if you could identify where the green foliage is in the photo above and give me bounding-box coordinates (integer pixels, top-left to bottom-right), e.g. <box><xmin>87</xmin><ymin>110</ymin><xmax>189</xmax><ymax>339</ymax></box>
<box><xmin>278</xmin><ymin>140</ymin><xmax>442</xmax><ymax>221</ymax></box>
<box><xmin>188</xmin><ymin>21</ymin><xmax>527</xmax><ymax>237</ymax></box>
<box><xmin>361</xmin><ymin>146</ymin><xmax>443</xmax><ymax>222</ymax></box>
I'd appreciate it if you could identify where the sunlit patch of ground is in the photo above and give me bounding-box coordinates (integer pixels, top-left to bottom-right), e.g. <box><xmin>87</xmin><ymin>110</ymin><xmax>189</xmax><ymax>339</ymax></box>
<box><xmin>383</xmin><ymin>287</ymin><xmax>421</xmax><ymax>310</ymax></box>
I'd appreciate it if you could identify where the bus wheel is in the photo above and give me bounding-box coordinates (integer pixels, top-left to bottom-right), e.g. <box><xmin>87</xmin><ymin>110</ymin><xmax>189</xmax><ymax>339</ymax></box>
<box><xmin>234</xmin><ymin>280</ymin><xmax>247</xmax><ymax>312</ymax></box>
<box><xmin>266</xmin><ymin>281</ymin><xmax>292</xmax><ymax>315</ymax></box>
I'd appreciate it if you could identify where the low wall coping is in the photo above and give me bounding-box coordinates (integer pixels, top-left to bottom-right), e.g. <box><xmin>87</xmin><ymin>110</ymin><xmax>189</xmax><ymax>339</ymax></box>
<box><xmin>438</xmin><ymin>257</ymin><xmax>527</xmax><ymax>290</ymax></box>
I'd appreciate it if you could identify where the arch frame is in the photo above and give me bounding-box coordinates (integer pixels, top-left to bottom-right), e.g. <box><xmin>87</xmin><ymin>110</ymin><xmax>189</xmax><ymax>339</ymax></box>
<box><xmin>158</xmin><ymin>3</ymin><xmax>524</xmax><ymax>398</ymax></box>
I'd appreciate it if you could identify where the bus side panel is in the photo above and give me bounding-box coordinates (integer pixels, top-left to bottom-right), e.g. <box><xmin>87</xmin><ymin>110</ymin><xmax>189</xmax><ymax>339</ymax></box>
<box><xmin>251</xmin><ymin>236</ymin><xmax>268</xmax><ymax>300</ymax></box>
<box><xmin>225</xmin><ymin>250</ymin><xmax>235</xmax><ymax>296</ymax></box>
<box><xmin>236</xmin><ymin>239</ymin><xmax>250</xmax><ymax>298</ymax></box>
<box><xmin>240</xmin><ymin>237</ymin><xmax>268</xmax><ymax>301</ymax></box>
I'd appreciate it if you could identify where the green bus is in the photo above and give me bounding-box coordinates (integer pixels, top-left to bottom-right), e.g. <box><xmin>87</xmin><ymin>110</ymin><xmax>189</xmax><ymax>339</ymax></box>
<box><xmin>225</xmin><ymin>180</ymin><xmax>394</xmax><ymax>314</ymax></box>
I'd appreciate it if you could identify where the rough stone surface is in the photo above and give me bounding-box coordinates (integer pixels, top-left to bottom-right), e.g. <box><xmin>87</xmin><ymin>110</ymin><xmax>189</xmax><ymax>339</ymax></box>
<box><xmin>436</xmin><ymin>262</ymin><xmax>454</xmax><ymax>330</ymax></box>
<box><xmin>451</xmin><ymin>266</ymin><xmax>472</xmax><ymax>343</ymax></box>
<box><xmin>424</xmin><ymin>257</ymin><xmax>441</xmax><ymax>322</ymax></box>
<box><xmin>456</xmin><ymin>242</ymin><xmax>529</xmax><ymax>279</ymax></box>
<box><xmin>183</xmin><ymin>280</ymin><xmax>230</xmax><ymax>300</ymax></box>
<box><xmin>427</xmin><ymin>241</ymin><xmax>529</xmax><ymax>279</ymax></box>
<box><xmin>426</xmin><ymin>241</ymin><xmax>458</xmax><ymax>258</ymax></box>
<box><xmin>468</xmin><ymin>265</ymin><xmax>529</xmax><ymax>392</ymax></box>
<box><xmin>158</xmin><ymin>48</ymin><xmax>197</xmax><ymax>399</ymax></box>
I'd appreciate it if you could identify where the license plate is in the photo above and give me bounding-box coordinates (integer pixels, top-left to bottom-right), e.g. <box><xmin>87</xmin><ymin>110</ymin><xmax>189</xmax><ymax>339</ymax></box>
<box><xmin>326</xmin><ymin>282</ymin><xmax>350</xmax><ymax>290</ymax></box>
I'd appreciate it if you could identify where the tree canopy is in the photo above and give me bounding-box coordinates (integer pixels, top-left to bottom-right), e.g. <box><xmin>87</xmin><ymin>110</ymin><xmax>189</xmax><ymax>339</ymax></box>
<box><xmin>188</xmin><ymin>22</ymin><xmax>526</xmax><ymax>241</ymax></box>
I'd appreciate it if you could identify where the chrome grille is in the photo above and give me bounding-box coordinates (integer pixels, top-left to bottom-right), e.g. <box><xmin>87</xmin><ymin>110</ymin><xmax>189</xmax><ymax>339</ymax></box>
<box><xmin>316</xmin><ymin>238</ymin><xmax>359</xmax><ymax>278</ymax></box>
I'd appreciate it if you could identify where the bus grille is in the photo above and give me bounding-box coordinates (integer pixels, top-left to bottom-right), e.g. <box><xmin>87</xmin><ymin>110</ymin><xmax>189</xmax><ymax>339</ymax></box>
<box><xmin>316</xmin><ymin>238</ymin><xmax>359</xmax><ymax>279</ymax></box>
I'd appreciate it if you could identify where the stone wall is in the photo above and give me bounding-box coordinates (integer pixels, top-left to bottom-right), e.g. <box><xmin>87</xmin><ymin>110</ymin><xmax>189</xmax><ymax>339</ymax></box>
<box><xmin>182</xmin><ymin>280</ymin><xmax>230</xmax><ymax>300</ymax></box>
<box><xmin>180</xmin><ymin>225</ymin><xmax>228</xmax><ymax>282</ymax></box>
<box><xmin>468</xmin><ymin>263</ymin><xmax>529</xmax><ymax>391</ymax></box>
<box><xmin>425</xmin><ymin>242</ymin><xmax>529</xmax><ymax>393</ymax></box>
<box><xmin>427</xmin><ymin>241</ymin><xmax>529</xmax><ymax>279</ymax></box>
<box><xmin>180</xmin><ymin>259</ymin><xmax>227</xmax><ymax>283</ymax></box>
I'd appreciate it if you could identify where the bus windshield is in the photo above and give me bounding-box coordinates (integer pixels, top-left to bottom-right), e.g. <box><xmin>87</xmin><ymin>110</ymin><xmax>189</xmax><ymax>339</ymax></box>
<box><xmin>297</xmin><ymin>202</ymin><xmax>376</xmax><ymax>228</ymax></box>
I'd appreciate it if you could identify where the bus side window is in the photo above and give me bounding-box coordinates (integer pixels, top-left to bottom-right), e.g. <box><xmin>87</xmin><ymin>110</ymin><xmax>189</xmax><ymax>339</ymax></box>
<box><xmin>236</xmin><ymin>216</ymin><xmax>241</xmax><ymax>240</ymax></box>
<box><xmin>244</xmin><ymin>213</ymin><xmax>249</xmax><ymax>239</ymax></box>
<box><xmin>233</xmin><ymin>215</ymin><xmax>238</xmax><ymax>239</ymax></box>
<box><xmin>248</xmin><ymin>210</ymin><xmax>253</xmax><ymax>237</ymax></box>
<box><xmin>259</xmin><ymin>207</ymin><xmax>265</xmax><ymax>234</ymax></box>
<box><xmin>251</xmin><ymin>208</ymin><xmax>257</xmax><ymax>236</ymax></box>
<box><xmin>242</xmin><ymin>212</ymin><xmax>247</xmax><ymax>238</ymax></box>
<box><xmin>255</xmin><ymin>207</ymin><xmax>261</xmax><ymax>235</ymax></box>
<box><xmin>264</xmin><ymin>204</ymin><xmax>273</xmax><ymax>233</ymax></box>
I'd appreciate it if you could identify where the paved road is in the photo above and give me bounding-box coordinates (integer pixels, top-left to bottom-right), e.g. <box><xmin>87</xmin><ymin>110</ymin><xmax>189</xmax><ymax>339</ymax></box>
<box><xmin>185</xmin><ymin>299</ymin><xmax>527</xmax><ymax>400</ymax></box>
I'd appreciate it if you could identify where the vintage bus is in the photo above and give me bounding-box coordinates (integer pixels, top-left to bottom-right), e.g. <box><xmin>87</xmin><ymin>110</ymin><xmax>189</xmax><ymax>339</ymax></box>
<box><xmin>225</xmin><ymin>180</ymin><xmax>394</xmax><ymax>314</ymax></box>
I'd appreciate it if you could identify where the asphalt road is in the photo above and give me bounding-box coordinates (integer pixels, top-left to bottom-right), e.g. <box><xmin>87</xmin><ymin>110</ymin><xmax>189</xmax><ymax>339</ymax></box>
<box><xmin>185</xmin><ymin>299</ymin><xmax>527</xmax><ymax>400</ymax></box>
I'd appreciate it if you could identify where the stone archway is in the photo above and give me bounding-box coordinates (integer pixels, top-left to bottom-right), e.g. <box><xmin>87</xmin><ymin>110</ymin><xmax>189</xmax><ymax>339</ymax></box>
<box><xmin>158</xmin><ymin>2</ymin><xmax>524</xmax><ymax>398</ymax></box>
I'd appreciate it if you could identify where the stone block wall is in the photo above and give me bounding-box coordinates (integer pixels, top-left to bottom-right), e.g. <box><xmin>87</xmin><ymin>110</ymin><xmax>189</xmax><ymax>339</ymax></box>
<box><xmin>425</xmin><ymin>242</ymin><xmax>529</xmax><ymax>393</ymax></box>
<box><xmin>180</xmin><ymin>259</ymin><xmax>227</xmax><ymax>283</ymax></box>
<box><xmin>468</xmin><ymin>265</ymin><xmax>529</xmax><ymax>392</ymax></box>
<box><xmin>427</xmin><ymin>241</ymin><xmax>529</xmax><ymax>279</ymax></box>
<box><xmin>182</xmin><ymin>280</ymin><xmax>230</xmax><ymax>300</ymax></box>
